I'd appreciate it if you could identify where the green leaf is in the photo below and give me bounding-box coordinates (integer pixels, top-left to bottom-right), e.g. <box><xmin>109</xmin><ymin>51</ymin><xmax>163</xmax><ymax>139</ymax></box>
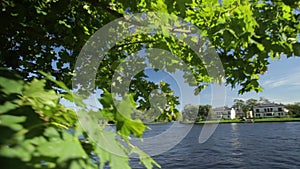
<box><xmin>0</xmin><ymin>102</ymin><xmax>18</xmax><ymax>114</ymax></box>
<box><xmin>131</xmin><ymin>146</ymin><xmax>161</xmax><ymax>169</ymax></box>
<box><xmin>117</xmin><ymin>94</ymin><xmax>136</xmax><ymax>119</ymax></box>
<box><xmin>0</xmin><ymin>115</ymin><xmax>26</xmax><ymax>130</ymax></box>
<box><xmin>37</xmin><ymin>140</ymin><xmax>63</xmax><ymax>157</ymax></box>
<box><xmin>119</xmin><ymin>119</ymin><xmax>147</xmax><ymax>138</ymax></box>
<box><xmin>58</xmin><ymin>20</ymin><xmax>71</xmax><ymax>28</ymax></box>
<box><xmin>96</xmin><ymin>130</ymin><xmax>127</xmax><ymax>157</ymax></box>
<box><xmin>293</xmin><ymin>43</ymin><xmax>300</xmax><ymax>56</ymax></box>
<box><xmin>23</xmin><ymin>78</ymin><xmax>58</xmax><ymax>105</ymax></box>
<box><xmin>0</xmin><ymin>76</ymin><xmax>23</xmax><ymax>95</ymax></box>
<box><xmin>39</xmin><ymin>71</ymin><xmax>70</xmax><ymax>92</ymax></box>
<box><xmin>109</xmin><ymin>155</ymin><xmax>131</xmax><ymax>169</ymax></box>
<box><xmin>256</xmin><ymin>43</ymin><xmax>265</xmax><ymax>51</ymax></box>
<box><xmin>44</xmin><ymin>127</ymin><xmax>61</xmax><ymax>139</ymax></box>
<box><xmin>0</xmin><ymin>140</ymin><xmax>35</xmax><ymax>161</ymax></box>
<box><xmin>57</xmin><ymin>140</ymin><xmax>88</xmax><ymax>164</ymax></box>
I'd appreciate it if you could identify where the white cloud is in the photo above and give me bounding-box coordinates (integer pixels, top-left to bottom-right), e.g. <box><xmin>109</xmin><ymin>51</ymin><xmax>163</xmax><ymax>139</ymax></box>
<box><xmin>261</xmin><ymin>71</ymin><xmax>300</xmax><ymax>89</ymax></box>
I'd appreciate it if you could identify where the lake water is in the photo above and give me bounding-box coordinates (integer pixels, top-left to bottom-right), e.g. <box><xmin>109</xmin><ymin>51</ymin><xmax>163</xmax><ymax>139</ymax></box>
<box><xmin>130</xmin><ymin>122</ymin><xmax>300</xmax><ymax>168</ymax></box>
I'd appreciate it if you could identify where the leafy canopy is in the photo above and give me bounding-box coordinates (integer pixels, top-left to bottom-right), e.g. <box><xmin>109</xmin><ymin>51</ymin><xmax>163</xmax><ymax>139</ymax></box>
<box><xmin>1</xmin><ymin>0</ymin><xmax>300</xmax><ymax>168</ymax></box>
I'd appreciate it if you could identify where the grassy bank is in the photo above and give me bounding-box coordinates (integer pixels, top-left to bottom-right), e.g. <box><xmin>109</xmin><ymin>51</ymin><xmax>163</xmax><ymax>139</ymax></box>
<box><xmin>253</xmin><ymin>117</ymin><xmax>300</xmax><ymax>123</ymax></box>
<box><xmin>144</xmin><ymin>121</ymin><xmax>169</xmax><ymax>125</ymax></box>
<box><xmin>180</xmin><ymin>119</ymin><xmax>243</xmax><ymax>124</ymax></box>
<box><xmin>195</xmin><ymin>119</ymin><xmax>243</xmax><ymax>124</ymax></box>
<box><xmin>181</xmin><ymin>118</ymin><xmax>300</xmax><ymax>124</ymax></box>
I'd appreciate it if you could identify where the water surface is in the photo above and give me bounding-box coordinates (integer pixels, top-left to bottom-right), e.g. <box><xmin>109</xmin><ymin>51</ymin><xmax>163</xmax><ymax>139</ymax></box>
<box><xmin>131</xmin><ymin>122</ymin><xmax>300</xmax><ymax>168</ymax></box>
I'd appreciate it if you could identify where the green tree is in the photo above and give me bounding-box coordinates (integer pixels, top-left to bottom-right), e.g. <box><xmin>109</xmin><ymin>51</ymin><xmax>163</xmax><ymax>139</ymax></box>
<box><xmin>259</xmin><ymin>97</ymin><xmax>271</xmax><ymax>104</ymax></box>
<box><xmin>1</xmin><ymin>0</ymin><xmax>299</xmax><ymax>94</ymax></box>
<box><xmin>197</xmin><ymin>105</ymin><xmax>213</xmax><ymax>121</ymax></box>
<box><xmin>1</xmin><ymin>0</ymin><xmax>300</xmax><ymax>168</ymax></box>
<box><xmin>285</xmin><ymin>103</ymin><xmax>300</xmax><ymax>117</ymax></box>
<box><xmin>232</xmin><ymin>99</ymin><xmax>247</xmax><ymax>113</ymax></box>
<box><xmin>181</xmin><ymin>104</ymin><xmax>199</xmax><ymax>122</ymax></box>
<box><xmin>246</xmin><ymin>98</ymin><xmax>258</xmax><ymax>110</ymax></box>
<box><xmin>233</xmin><ymin>98</ymin><xmax>258</xmax><ymax>115</ymax></box>
<box><xmin>181</xmin><ymin>104</ymin><xmax>212</xmax><ymax>122</ymax></box>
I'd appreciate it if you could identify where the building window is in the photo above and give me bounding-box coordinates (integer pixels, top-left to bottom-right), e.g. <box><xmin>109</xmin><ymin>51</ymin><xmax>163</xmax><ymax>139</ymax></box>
<box><xmin>278</xmin><ymin>107</ymin><xmax>282</xmax><ymax>111</ymax></box>
<box><xmin>256</xmin><ymin>114</ymin><xmax>260</xmax><ymax>117</ymax></box>
<box><xmin>256</xmin><ymin>109</ymin><xmax>259</xmax><ymax>112</ymax></box>
<box><xmin>270</xmin><ymin>108</ymin><xmax>273</xmax><ymax>112</ymax></box>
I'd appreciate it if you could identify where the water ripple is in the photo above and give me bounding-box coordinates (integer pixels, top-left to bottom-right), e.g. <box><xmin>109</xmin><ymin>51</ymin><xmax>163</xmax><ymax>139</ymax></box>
<box><xmin>131</xmin><ymin>122</ymin><xmax>300</xmax><ymax>168</ymax></box>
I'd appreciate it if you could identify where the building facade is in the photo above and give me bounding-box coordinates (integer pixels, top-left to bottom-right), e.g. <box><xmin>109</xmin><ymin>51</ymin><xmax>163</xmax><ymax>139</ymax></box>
<box><xmin>213</xmin><ymin>106</ymin><xmax>236</xmax><ymax>119</ymax></box>
<box><xmin>253</xmin><ymin>103</ymin><xmax>287</xmax><ymax>118</ymax></box>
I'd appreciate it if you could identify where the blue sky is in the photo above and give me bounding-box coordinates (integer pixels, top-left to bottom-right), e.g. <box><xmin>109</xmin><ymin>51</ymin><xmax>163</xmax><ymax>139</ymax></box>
<box><xmin>226</xmin><ymin>56</ymin><xmax>300</xmax><ymax>105</ymax></box>
<box><xmin>62</xmin><ymin>55</ymin><xmax>300</xmax><ymax>111</ymax></box>
<box><xmin>144</xmin><ymin>56</ymin><xmax>300</xmax><ymax>109</ymax></box>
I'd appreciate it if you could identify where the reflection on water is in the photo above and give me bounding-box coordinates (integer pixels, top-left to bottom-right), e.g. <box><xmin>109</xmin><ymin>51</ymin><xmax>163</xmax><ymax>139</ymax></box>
<box><xmin>229</xmin><ymin>123</ymin><xmax>244</xmax><ymax>166</ymax></box>
<box><xmin>131</xmin><ymin>122</ymin><xmax>300</xmax><ymax>168</ymax></box>
<box><xmin>230</xmin><ymin>123</ymin><xmax>240</xmax><ymax>148</ymax></box>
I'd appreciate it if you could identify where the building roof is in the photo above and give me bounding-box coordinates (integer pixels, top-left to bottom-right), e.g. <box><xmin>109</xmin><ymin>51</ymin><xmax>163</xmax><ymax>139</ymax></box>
<box><xmin>254</xmin><ymin>103</ymin><xmax>284</xmax><ymax>108</ymax></box>
<box><xmin>213</xmin><ymin>106</ymin><xmax>231</xmax><ymax>111</ymax></box>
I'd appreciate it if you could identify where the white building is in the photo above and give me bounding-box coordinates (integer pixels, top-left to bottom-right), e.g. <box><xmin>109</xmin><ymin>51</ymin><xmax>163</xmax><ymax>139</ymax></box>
<box><xmin>213</xmin><ymin>106</ymin><xmax>236</xmax><ymax>119</ymax></box>
<box><xmin>253</xmin><ymin>103</ymin><xmax>287</xmax><ymax>118</ymax></box>
<box><xmin>230</xmin><ymin>108</ymin><xmax>236</xmax><ymax>120</ymax></box>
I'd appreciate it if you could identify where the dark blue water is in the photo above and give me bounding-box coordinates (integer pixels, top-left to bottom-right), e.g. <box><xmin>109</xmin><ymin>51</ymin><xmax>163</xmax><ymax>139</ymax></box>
<box><xmin>131</xmin><ymin>122</ymin><xmax>300</xmax><ymax>169</ymax></box>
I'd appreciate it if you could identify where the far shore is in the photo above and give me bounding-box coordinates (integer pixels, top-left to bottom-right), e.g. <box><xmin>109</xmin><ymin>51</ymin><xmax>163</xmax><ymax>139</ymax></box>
<box><xmin>107</xmin><ymin>118</ymin><xmax>300</xmax><ymax>126</ymax></box>
<box><xmin>179</xmin><ymin>117</ymin><xmax>300</xmax><ymax>124</ymax></box>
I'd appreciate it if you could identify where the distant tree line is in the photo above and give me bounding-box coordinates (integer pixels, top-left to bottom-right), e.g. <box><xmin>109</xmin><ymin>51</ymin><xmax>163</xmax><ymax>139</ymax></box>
<box><xmin>181</xmin><ymin>104</ymin><xmax>213</xmax><ymax>122</ymax></box>
<box><xmin>285</xmin><ymin>103</ymin><xmax>300</xmax><ymax>118</ymax></box>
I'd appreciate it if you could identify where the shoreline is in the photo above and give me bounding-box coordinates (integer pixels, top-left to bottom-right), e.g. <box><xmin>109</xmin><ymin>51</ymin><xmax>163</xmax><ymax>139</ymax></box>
<box><xmin>108</xmin><ymin>118</ymin><xmax>300</xmax><ymax>126</ymax></box>
<box><xmin>180</xmin><ymin>117</ymin><xmax>300</xmax><ymax>124</ymax></box>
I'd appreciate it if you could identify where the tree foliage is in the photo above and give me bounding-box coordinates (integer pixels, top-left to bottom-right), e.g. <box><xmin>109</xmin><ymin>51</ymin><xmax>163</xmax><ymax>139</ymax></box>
<box><xmin>182</xmin><ymin>104</ymin><xmax>212</xmax><ymax>122</ymax></box>
<box><xmin>232</xmin><ymin>99</ymin><xmax>248</xmax><ymax>113</ymax></box>
<box><xmin>1</xmin><ymin>0</ymin><xmax>300</xmax><ymax>168</ymax></box>
<box><xmin>1</xmin><ymin>0</ymin><xmax>299</xmax><ymax>92</ymax></box>
<box><xmin>232</xmin><ymin>98</ymin><xmax>259</xmax><ymax>114</ymax></box>
<box><xmin>0</xmin><ymin>69</ymin><xmax>159</xmax><ymax>169</ymax></box>
<box><xmin>1</xmin><ymin>0</ymin><xmax>299</xmax><ymax>117</ymax></box>
<box><xmin>285</xmin><ymin>103</ymin><xmax>300</xmax><ymax>117</ymax></box>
